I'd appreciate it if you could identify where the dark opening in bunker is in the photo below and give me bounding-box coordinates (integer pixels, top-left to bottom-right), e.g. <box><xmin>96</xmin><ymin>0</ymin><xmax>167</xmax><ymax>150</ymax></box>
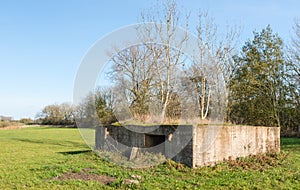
<box><xmin>144</xmin><ymin>134</ymin><xmax>165</xmax><ymax>147</ymax></box>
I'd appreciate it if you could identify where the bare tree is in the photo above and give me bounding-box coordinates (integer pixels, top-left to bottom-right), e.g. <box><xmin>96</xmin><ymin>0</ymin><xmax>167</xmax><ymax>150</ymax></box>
<box><xmin>188</xmin><ymin>12</ymin><xmax>240</xmax><ymax>121</ymax></box>
<box><xmin>138</xmin><ymin>0</ymin><xmax>189</xmax><ymax>122</ymax></box>
<box><xmin>108</xmin><ymin>1</ymin><xmax>239</xmax><ymax>124</ymax></box>
<box><xmin>38</xmin><ymin>102</ymin><xmax>75</xmax><ymax>125</ymax></box>
<box><xmin>291</xmin><ymin>20</ymin><xmax>300</xmax><ymax>66</ymax></box>
<box><xmin>110</xmin><ymin>45</ymin><xmax>158</xmax><ymax>121</ymax></box>
<box><xmin>290</xmin><ymin>19</ymin><xmax>300</xmax><ymax>88</ymax></box>
<box><xmin>287</xmin><ymin>19</ymin><xmax>300</xmax><ymax>132</ymax></box>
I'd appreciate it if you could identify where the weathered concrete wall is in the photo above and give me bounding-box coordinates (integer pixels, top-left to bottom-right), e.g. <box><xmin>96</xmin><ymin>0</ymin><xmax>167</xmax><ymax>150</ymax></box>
<box><xmin>95</xmin><ymin>125</ymin><xmax>280</xmax><ymax>168</ymax></box>
<box><xmin>192</xmin><ymin>125</ymin><xmax>280</xmax><ymax>167</ymax></box>
<box><xmin>95</xmin><ymin>125</ymin><xmax>193</xmax><ymax>166</ymax></box>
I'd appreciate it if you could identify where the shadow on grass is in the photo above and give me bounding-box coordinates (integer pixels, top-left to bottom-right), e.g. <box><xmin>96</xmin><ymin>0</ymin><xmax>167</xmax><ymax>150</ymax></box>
<box><xmin>57</xmin><ymin>150</ymin><xmax>92</xmax><ymax>155</ymax></box>
<box><xmin>12</xmin><ymin>138</ymin><xmax>88</xmax><ymax>149</ymax></box>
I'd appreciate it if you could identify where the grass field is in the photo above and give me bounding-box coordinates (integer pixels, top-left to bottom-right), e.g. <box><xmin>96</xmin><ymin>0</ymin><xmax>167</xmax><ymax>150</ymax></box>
<box><xmin>0</xmin><ymin>127</ymin><xmax>299</xmax><ymax>189</ymax></box>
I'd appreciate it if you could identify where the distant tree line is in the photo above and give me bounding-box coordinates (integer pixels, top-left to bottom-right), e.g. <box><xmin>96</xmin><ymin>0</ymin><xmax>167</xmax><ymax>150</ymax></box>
<box><xmin>36</xmin><ymin>89</ymin><xmax>116</xmax><ymax>126</ymax></box>
<box><xmin>36</xmin><ymin>103</ymin><xmax>75</xmax><ymax>125</ymax></box>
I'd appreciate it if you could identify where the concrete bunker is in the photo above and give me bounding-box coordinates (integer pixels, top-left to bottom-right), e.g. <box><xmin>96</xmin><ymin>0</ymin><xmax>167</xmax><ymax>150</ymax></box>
<box><xmin>95</xmin><ymin>125</ymin><xmax>280</xmax><ymax>168</ymax></box>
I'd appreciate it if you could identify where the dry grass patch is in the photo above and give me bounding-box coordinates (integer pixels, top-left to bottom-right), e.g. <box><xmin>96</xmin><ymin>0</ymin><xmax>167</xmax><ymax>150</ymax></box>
<box><xmin>53</xmin><ymin>168</ymin><xmax>116</xmax><ymax>185</ymax></box>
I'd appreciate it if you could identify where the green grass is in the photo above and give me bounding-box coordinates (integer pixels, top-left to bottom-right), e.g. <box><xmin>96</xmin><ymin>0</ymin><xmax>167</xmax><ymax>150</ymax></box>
<box><xmin>0</xmin><ymin>127</ymin><xmax>299</xmax><ymax>189</ymax></box>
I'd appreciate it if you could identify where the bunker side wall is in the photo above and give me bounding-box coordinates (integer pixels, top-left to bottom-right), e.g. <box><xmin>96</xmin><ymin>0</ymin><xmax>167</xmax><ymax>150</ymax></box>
<box><xmin>192</xmin><ymin>126</ymin><xmax>280</xmax><ymax>167</ymax></box>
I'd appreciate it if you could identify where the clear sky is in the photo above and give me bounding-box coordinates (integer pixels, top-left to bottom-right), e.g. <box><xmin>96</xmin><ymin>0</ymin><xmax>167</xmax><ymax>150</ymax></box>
<box><xmin>1</xmin><ymin>0</ymin><xmax>300</xmax><ymax>120</ymax></box>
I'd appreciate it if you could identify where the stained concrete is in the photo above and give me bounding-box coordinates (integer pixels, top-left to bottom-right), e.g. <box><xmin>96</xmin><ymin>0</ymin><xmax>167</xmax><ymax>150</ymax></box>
<box><xmin>192</xmin><ymin>125</ymin><xmax>280</xmax><ymax>167</ymax></box>
<box><xmin>95</xmin><ymin>125</ymin><xmax>280</xmax><ymax>168</ymax></box>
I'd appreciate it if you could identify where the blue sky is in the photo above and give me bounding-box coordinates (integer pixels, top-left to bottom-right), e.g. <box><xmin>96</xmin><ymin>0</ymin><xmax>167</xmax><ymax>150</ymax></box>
<box><xmin>0</xmin><ymin>0</ymin><xmax>300</xmax><ymax>119</ymax></box>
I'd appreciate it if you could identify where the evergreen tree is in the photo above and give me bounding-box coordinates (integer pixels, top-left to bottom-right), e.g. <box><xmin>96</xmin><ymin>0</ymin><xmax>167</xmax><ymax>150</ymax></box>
<box><xmin>229</xmin><ymin>25</ymin><xmax>286</xmax><ymax>127</ymax></box>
